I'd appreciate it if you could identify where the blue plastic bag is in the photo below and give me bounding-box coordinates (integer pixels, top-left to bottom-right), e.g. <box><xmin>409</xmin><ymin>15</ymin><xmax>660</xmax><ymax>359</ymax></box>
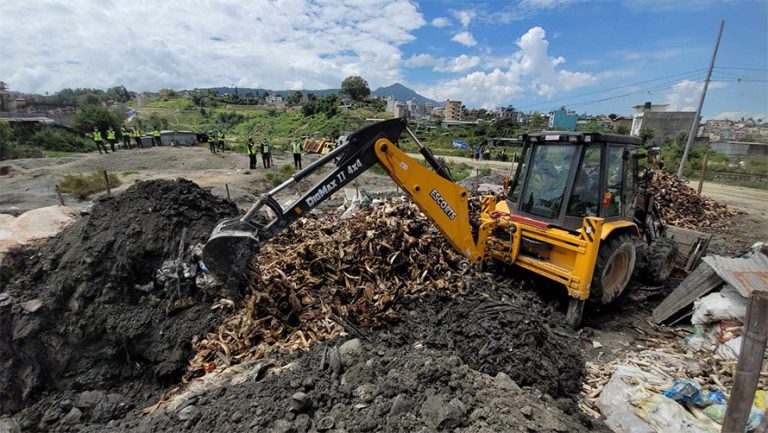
<box><xmin>662</xmin><ymin>380</ymin><xmax>725</xmax><ymax>407</ymax></box>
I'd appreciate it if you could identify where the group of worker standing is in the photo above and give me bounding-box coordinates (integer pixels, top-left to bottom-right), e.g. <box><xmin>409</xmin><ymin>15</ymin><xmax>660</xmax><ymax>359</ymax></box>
<box><xmin>207</xmin><ymin>130</ymin><xmax>227</xmax><ymax>154</ymax></box>
<box><xmin>245</xmin><ymin>139</ymin><xmax>303</xmax><ymax>170</ymax></box>
<box><xmin>91</xmin><ymin>127</ymin><xmax>161</xmax><ymax>154</ymax></box>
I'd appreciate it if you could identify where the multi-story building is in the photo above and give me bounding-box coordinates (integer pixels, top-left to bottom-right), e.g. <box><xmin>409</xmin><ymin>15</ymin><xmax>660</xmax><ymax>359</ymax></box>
<box><xmin>548</xmin><ymin>106</ymin><xmax>578</xmax><ymax>131</ymax></box>
<box><xmin>444</xmin><ymin>99</ymin><xmax>462</xmax><ymax>121</ymax></box>
<box><xmin>630</xmin><ymin>102</ymin><xmax>697</xmax><ymax>145</ymax></box>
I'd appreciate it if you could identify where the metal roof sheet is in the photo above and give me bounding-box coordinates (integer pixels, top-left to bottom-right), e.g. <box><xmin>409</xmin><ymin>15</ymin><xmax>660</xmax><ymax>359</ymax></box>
<box><xmin>702</xmin><ymin>253</ymin><xmax>768</xmax><ymax>297</ymax></box>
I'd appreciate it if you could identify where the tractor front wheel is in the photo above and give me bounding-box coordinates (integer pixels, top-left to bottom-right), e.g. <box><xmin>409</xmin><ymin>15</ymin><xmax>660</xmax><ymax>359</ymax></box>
<box><xmin>591</xmin><ymin>234</ymin><xmax>636</xmax><ymax>304</ymax></box>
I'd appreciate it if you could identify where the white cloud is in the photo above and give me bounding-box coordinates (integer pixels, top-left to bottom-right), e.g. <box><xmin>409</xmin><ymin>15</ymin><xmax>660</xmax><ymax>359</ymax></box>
<box><xmin>664</xmin><ymin>80</ymin><xmax>726</xmax><ymax>111</ymax></box>
<box><xmin>451</xmin><ymin>9</ymin><xmax>476</xmax><ymax>28</ymax></box>
<box><xmin>451</xmin><ymin>31</ymin><xmax>478</xmax><ymax>47</ymax></box>
<box><xmin>434</xmin><ymin>55</ymin><xmax>481</xmax><ymax>73</ymax></box>
<box><xmin>711</xmin><ymin>111</ymin><xmax>768</xmax><ymax>122</ymax></box>
<box><xmin>431</xmin><ymin>17</ymin><xmax>450</xmax><ymax>27</ymax></box>
<box><xmin>419</xmin><ymin>27</ymin><xmax>597</xmax><ymax>108</ymax></box>
<box><xmin>0</xmin><ymin>0</ymin><xmax>426</xmax><ymax>93</ymax></box>
<box><xmin>404</xmin><ymin>53</ymin><xmax>436</xmax><ymax>68</ymax></box>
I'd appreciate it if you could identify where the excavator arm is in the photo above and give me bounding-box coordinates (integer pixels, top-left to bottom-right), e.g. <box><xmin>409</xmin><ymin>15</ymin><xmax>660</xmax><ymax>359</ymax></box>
<box><xmin>203</xmin><ymin>118</ymin><xmax>488</xmax><ymax>279</ymax></box>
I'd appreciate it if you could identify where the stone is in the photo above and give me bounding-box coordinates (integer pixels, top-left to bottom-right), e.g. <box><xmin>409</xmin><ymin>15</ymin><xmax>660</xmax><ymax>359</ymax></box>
<box><xmin>177</xmin><ymin>405</ymin><xmax>197</xmax><ymax>421</ymax></box>
<box><xmin>0</xmin><ymin>418</ymin><xmax>21</xmax><ymax>433</ymax></box>
<box><xmin>494</xmin><ymin>372</ymin><xmax>521</xmax><ymax>391</ymax></box>
<box><xmin>40</xmin><ymin>407</ymin><xmax>61</xmax><ymax>426</ymax></box>
<box><xmin>388</xmin><ymin>394</ymin><xmax>412</xmax><ymax>416</ymax></box>
<box><xmin>354</xmin><ymin>384</ymin><xmax>380</xmax><ymax>403</ymax></box>
<box><xmin>230</xmin><ymin>411</ymin><xmax>243</xmax><ymax>423</ymax></box>
<box><xmin>60</xmin><ymin>408</ymin><xmax>82</xmax><ymax>425</ymax></box>
<box><xmin>75</xmin><ymin>390</ymin><xmax>105</xmax><ymax>408</ymax></box>
<box><xmin>20</xmin><ymin>299</ymin><xmax>43</xmax><ymax>313</ymax></box>
<box><xmin>272</xmin><ymin>419</ymin><xmax>295</xmax><ymax>433</ymax></box>
<box><xmin>291</xmin><ymin>392</ymin><xmax>313</xmax><ymax>413</ymax></box>
<box><xmin>420</xmin><ymin>395</ymin><xmax>467</xmax><ymax>430</ymax></box>
<box><xmin>317</xmin><ymin>416</ymin><xmax>335</xmax><ymax>431</ymax></box>
<box><xmin>338</xmin><ymin>338</ymin><xmax>364</xmax><ymax>367</ymax></box>
<box><xmin>293</xmin><ymin>413</ymin><xmax>311</xmax><ymax>433</ymax></box>
<box><xmin>520</xmin><ymin>405</ymin><xmax>533</xmax><ymax>418</ymax></box>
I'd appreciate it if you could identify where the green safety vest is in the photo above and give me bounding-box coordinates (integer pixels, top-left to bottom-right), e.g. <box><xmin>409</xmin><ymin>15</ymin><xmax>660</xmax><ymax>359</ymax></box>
<box><xmin>246</xmin><ymin>143</ymin><xmax>256</xmax><ymax>155</ymax></box>
<box><xmin>291</xmin><ymin>141</ymin><xmax>301</xmax><ymax>154</ymax></box>
<box><xmin>93</xmin><ymin>131</ymin><xmax>102</xmax><ymax>141</ymax></box>
<box><xmin>261</xmin><ymin>142</ymin><xmax>270</xmax><ymax>154</ymax></box>
<box><xmin>220</xmin><ymin>133</ymin><xmax>225</xmax><ymax>140</ymax></box>
<box><xmin>107</xmin><ymin>130</ymin><xmax>116</xmax><ymax>140</ymax></box>
<box><xmin>133</xmin><ymin>129</ymin><xmax>141</xmax><ymax>137</ymax></box>
<box><xmin>153</xmin><ymin>130</ymin><xmax>160</xmax><ymax>137</ymax></box>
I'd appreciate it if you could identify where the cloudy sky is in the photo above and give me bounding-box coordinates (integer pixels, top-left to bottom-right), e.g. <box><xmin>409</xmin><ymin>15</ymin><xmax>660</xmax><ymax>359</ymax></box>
<box><xmin>1</xmin><ymin>0</ymin><xmax>766</xmax><ymax>118</ymax></box>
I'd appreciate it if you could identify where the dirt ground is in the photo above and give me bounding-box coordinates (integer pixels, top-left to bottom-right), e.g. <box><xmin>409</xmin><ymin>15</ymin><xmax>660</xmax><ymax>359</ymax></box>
<box><xmin>1</xmin><ymin>147</ymin><xmax>766</xmax><ymax>432</ymax></box>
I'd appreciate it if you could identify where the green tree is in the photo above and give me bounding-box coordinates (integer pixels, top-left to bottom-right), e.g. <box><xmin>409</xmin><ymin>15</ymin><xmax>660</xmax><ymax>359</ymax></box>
<box><xmin>341</xmin><ymin>76</ymin><xmax>371</xmax><ymax>101</ymax></box>
<box><xmin>0</xmin><ymin>120</ymin><xmax>16</xmax><ymax>159</ymax></box>
<box><xmin>528</xmin><ymin>113</ymin><xmax>544</xmax><ymax>130</ymax></box>
<box><xmin>72</xmin><ymin>105</ymin><xmax>124</xmax><ymax>134</ymax></box>
<box><xmin>675</xmin><ymin>131</ymin><xmax>688</xmax><ymax>146</ymax></box>
<box><xmin>106</xmin><ymin>85</ymin><xmax>132</xmax><ymax>103</ymax></box>
<box><xmin>639</xmin><ymin>127</ymin><xmax>655</xmax><ymax>145</ymax></box>
<box><xmin>608</xmin><ymin>113</ymin><xmax>618</xmax><ymax>121</ymax></box>
<box><xmin>614</xmin><ymin>125</ymin><xmax>629</xmax><ymax>135</ymax></box>
<box><xmin>287</xmin><ymin>91</ymin><xmax>303</xmax><ymax>106</ymax></box>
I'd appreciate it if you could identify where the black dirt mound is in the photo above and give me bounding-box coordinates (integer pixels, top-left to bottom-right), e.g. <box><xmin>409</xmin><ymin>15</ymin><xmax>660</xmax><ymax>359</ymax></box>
<box><xmin>0</xmin><ymin>179</ymin><xmax>239</xmax><ymax>414</ymax></box>
<box><xmin>372</xmin><ymin>279</ymin><xmax>584</xmax><ymax>399</ymax></box>
<box><xmin>90</xmin><ymin>340</ymin><xmax>606</xmax><ymax>433</ymax></box>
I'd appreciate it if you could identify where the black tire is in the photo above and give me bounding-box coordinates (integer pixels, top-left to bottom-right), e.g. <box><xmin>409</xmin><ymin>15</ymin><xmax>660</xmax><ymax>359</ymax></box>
<box><xmin>634</xmin><ymin>237</ymin><xmax>678</xmax><ymax>285</ymax></box>
<box><xmin>591</xmin><ymin>234</ymin><xmax>636</xmax><ymax>305</ymax></box>
<box><xmin>566</xmin><ymin>298</ymin><xmax>585</xmax><ymax>329</ymax></box>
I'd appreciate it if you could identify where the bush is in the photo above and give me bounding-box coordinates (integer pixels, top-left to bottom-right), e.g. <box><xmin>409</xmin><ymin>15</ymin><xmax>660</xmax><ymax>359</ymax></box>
<box><xmin>26</xmin><ymin>127</ymin><xmax>93</xmax><ymax>152</ymax></box>
<box><xmin>58</xmin><ymin>171</ymin><xmax>122</xmax><ymax>199</ymax></box>
<box><xmin>72</xmin><ymin>105</ymin><xmax>125</xmax><ymax>134</ymax></box>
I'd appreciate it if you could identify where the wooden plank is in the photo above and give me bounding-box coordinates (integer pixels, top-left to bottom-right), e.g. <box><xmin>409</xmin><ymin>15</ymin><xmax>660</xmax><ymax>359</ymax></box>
<box><xmin>722</xmin><ymin>292</ymin><xmax>768</xmax><ymax>433</ymax></box>
<box><xmin>652</xmin><ymin>263</ymin><xmax>723</xmax><ymax>324</ymax></box>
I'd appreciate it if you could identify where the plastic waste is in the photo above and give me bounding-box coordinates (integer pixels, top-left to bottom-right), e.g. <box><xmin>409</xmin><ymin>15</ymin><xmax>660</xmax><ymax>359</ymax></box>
<box><xmin>715</xmin><ymin>336</ymin><xmax>742</xmax><ymax>360</ymax></box>
<box><xmin>691</xmin><ymin>285</ymin><xmax>748</xmax><ymax>325</ymax></box>
<box><xmin>662</xmin><ymin>379</ymin><xmax>725</xmax><ymax>407</ymax></box>
<box><xmin>685</xmin><ymin>325</ymin><xmax>719</xmax><ymax>352</ymax></box>
<box><xmin>635</xmin><ymin>394</ymin><xmax>720</xmax><ymax>433</ymax></box>
<box><xmin>596</xmin><ymin>365</ymin><xmax>667</xmax><ymax>433</ymax></box>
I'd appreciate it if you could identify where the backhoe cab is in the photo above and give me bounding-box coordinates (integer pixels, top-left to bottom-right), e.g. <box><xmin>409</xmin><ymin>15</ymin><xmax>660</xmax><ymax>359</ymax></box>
<box><xmin>204</xmin><ymin>119</ymin><xmax>676</xmax><ymax>329</ymax></box>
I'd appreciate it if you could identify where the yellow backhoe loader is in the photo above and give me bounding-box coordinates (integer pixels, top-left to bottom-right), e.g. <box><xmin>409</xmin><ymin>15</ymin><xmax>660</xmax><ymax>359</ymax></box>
<box><xmin>203</xmin><ymin>118</ymin><xmax>677</xmax><ymax>328</ymax></box>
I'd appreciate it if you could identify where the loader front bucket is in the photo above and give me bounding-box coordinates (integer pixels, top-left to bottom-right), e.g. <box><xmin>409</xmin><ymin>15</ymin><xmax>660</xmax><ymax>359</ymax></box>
<box><xmin>202</xmin><ymin>217</ymin><xmax>262</xmax><ymax>280</ymax></box>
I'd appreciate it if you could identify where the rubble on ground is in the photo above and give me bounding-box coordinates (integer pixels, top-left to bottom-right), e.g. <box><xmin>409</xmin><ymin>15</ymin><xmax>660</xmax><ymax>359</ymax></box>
<box><xmin>0</xmin><ymin>179</ymin><xmax>238</xmax><ymax>422</ymax></box>
<box><xmin>652</xmin><ymin>171</ymin><xmax>740</xmax><ymax>229</ymax></box>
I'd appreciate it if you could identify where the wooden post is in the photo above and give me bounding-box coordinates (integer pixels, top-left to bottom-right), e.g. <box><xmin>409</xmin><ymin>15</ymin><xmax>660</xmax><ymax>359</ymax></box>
<box><xmin>55</xmin><ymin>185</ymin><xmax>65</xmax><ymax>206</ymax></box>
<box><xmin>225</xmin><ymin>183</ymin><xmax>230</xmax><ymax>201</ymax></box>
<box><xmin>697</xmin><ymin>153</ymin><xmax>709</xmax><ymax>194</ymax></box>
<box><xmin>103</xmin><ymin>170</ymin><xmax>111</xmax><ymax>195</ymax></box>
<box><xmin>722</xmin><ymin>291</ymin><xmax>768</xmax><ymax>433</ymax></box>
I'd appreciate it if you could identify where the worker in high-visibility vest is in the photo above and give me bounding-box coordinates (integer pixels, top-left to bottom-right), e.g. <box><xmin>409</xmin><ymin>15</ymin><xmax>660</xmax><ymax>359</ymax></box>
<box><xmin>132</xmin><ymin>128</ymin><xmax>142</xmax><ymax>148</ymax></box>
<box><xmin>153</xmin><ymin>129</ymin><xmax>161</xmax><ymax>146</ymax></box>
<box><xmin>106</xmin><ymin>127</ymin><xmax>117</xmax><ymax>152</ymax></box>
<box><xmin>246</xmin><ymin>138</ymin><xmax>257</xmax><ymax>169</ymax></box>
<box><xmin>291</xmin><ymin>140</ymin><xmax>302</xmax><ymax>170</ymax></box>
<box><xmin>121</xmin><ymin>127</ymin><xmax>131</xmax><ymax>149</ymax></box>
<box><xmin>261</xmin><ymin>140</ymin><xmax>272</xmax><ymax>168</ymax></box>
<box><xmin>218</xmin><ymin>132</ymin><xmax>226</xmax><ymax>152</ymax></box>
<box><xmin>92</xmin><ymin>127</ymin><xmax>108</xmax><ymax>154</ymax></box>
<box><xmin>208</xmin><ymin>131</ymin><xmax>217</xmax><ymax>154</ymax></box>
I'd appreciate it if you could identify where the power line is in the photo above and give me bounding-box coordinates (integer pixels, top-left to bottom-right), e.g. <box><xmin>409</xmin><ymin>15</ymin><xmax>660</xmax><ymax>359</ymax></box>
<box><xmin>714</xmin><ymin>66</ymin><xmax>768</xmax><ymax>72</ymax></box>
<box><xmin>514</xmin><ymin>69</ymin><xmax>707</xmax><ymax>110</ymax></box>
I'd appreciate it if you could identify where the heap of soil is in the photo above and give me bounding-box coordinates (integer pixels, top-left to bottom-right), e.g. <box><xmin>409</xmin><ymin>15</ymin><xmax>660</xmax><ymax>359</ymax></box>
<box><xmin>93</xmin><ymin>338</ymin><xmax>606</xmax><ymax>433</ymax></box>
<box><xmin>0</xmin><ymin>179</ymin><xmax>238</xmax><ymax>418</ymax></box>
<box><xmin>372</xmin><ymin>281</ymin><xmax>583</xmax><ymax>399</ymax></box>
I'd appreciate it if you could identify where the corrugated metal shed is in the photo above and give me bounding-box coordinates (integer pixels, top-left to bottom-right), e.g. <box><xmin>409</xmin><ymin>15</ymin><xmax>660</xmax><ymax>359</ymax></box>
<box><xmin>702</xmin><ymin>253</ymin><xmax>768</xmax><ymax>297</ymax></box>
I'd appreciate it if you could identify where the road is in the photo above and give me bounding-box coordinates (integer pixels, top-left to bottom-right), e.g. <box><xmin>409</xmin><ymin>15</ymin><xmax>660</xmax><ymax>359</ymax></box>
<box><xmin>687</xmin><ymin>180</ymin><xmax>768</xmax><ymax>218</ymax></box>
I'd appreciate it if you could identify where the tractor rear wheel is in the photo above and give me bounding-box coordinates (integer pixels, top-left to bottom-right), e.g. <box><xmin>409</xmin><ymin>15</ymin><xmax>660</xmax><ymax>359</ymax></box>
<box><xmin>591</xmin><ymin>234</ymin><xmax>636</xmax><ymax>304</ymax></box>
<box><xmin>635</xmin><ymin>237</ymin><xmax>678</xmax><ymax>285</ymax></box>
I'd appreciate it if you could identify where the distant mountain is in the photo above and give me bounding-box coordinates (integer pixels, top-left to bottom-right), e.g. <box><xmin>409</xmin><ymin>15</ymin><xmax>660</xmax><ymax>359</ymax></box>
<box><xmin>200</xmin><ymin>83</ymin><xmax>438</xmax><ymax>105</ymax></box>
<box><xmin>373</xmin><ymin>83</ymin><xmax>439</xmax><ymax>106</ymax></box>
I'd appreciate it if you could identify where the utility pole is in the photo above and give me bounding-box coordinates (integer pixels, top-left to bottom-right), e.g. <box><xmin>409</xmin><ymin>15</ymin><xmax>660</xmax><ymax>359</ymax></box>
<box><xmin>677</xmin><ymin>20</ymin><xmax>724</xmax><ymax>178</ymax></box>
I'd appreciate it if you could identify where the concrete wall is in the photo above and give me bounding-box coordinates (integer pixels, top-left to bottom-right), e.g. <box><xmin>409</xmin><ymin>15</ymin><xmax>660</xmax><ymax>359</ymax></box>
<box><xmin>636</xmin><ymin>111</ymin><xmax>696</xmax><ymax>145</ymax></box>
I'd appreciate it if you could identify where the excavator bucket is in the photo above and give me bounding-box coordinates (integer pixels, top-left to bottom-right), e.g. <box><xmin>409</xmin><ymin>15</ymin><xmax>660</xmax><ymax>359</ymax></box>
<box><xmin>202</xmin><ymin>217</ymin><xmax>263</xmax><ymax>280</ymax></box>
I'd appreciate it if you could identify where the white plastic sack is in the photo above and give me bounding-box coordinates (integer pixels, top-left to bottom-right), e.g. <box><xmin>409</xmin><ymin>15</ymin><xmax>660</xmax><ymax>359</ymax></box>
<box><xmin>715</xmin><ymin>336</ymin><xmax>742</xmax><ymax>360</ymax></box>
<box><xmin>635</xmin><ymin>394</ymin><xmax>720</xmax><ymax>433</ymax></box>
<box><xmin>596</xmin><ymin>365</ymin><xmax>667</xmax><ymax>433</ymax></box>
<box><xmin>0</xmin><ymin>205</ymin><xmax>77</xmax><ymax>257</ymax></box>
<box><xmin>691</xmin><ymin>285</ymin><xmax>748</xmax><ymax>325</ymax></box>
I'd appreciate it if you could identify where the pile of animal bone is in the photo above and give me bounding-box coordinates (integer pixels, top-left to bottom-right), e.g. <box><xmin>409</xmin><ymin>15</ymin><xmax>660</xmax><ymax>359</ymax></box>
<box><xmin>652</xmin><ymin>171</ymin><xmax>740</xmax><ymax>229</ymax></box>
<box><xmin>189</xmin><ymin>200</ymin><xmax>471</xmax><ymax>375</ymax></box>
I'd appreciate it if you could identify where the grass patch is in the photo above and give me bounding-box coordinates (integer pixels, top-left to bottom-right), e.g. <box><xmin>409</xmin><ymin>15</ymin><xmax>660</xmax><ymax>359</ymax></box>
<box><xmin>59</xmin><ymin>171</ymin><xmax>122</xmax><ymax>199</ymax></box>
<box><xmin>265</xmin><ymin>164</ymin><xmax>296</xmax><ymax>187</ymax></box>
<box><xmin>122</xmin><ymin>170</ymin><xmax>140</xmax><ymax>176</ymax></box>
<box><xmin>43</xmin><ymin>150</ymin><xmax>79</xmax><ymax>158</ymax></box>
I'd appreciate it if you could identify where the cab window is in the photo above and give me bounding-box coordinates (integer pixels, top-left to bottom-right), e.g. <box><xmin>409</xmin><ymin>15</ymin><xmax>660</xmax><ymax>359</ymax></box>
<box><xmin>567</xmin><ymin>145</ymin><xmax>601</xmax><ymax>217</ymax></box>
<box><xmin>508</xmin><ymin>144</ymin><xmax>531</xmax><ymax>206</ymax></box>
<box><xmin>605</xmin><ymin>145</ymin><xmax>624</xmax><ymax>217</ymax></box>
<box><xmin>520</xmin><ymin>144</ymin><xmax>577</xmax><ymax>219</ymax></box>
